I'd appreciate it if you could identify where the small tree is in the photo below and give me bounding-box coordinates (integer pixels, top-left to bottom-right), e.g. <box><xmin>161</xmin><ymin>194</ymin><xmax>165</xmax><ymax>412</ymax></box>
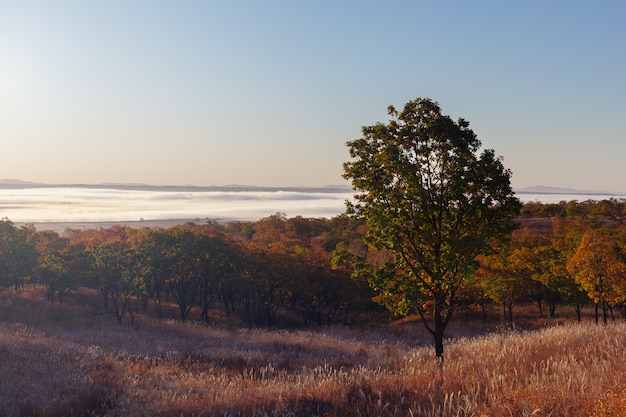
<box><xmin>34</xmin><ymin>230</ymin><xmax>74</xmax><ymax>303</ymax></box>
<box><xmin>342</xmin><ymin>98</ymin><xmax>520</xmax><ymax>361</ymax></box>
<box><xmin>567</xmin><ymin>229</ymin><xmax>626</xmax><ymax>324</ymax></box>
<box><xmin>479</xmin><ymin>241</ymin><xmax>535</xmax><ymax>325</ymax></box>
<box><xmin>0</xmin><ymin>220</ymin><xmax>38</xmax><ymax>289</ymax></box>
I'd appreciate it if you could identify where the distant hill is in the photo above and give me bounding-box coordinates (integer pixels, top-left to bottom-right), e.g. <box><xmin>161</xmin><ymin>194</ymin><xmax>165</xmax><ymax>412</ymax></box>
<box><xmin>0</xmin><ymin>180</ymin><xmax>352</xmax><ymax>193</ymax></box>
<box><xmin>0</xmin><ymin>179</ymin><xmax>44</xmax><ymax>186</ymax></box>
<box><xmin>516</xmin><ymin>185</ymin><xmax>617</xmax><ymax>195</ymax></box>
<box><xmin>1</xmin><ymin>179</ymin><xmax>619</xmax><ymax>195</ymax></box>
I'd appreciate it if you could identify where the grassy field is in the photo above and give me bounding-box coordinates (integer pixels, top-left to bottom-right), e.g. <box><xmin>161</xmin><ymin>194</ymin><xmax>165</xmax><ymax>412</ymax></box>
<box><xmin>0</xmin><ymin>288</ymin><xmax>625</xmax><ymax>416</ymax></box>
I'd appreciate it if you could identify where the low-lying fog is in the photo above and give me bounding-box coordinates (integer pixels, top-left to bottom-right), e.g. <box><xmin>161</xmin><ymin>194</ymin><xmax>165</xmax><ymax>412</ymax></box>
<box><xmin>1</xmin><ymin>186</ymin><xmax>623</xmax><ymax>225</ymax></box>
<box><xmin>0</xmin><ymin>187</ymin><xmax>355</xmax><ymax>223</ymax></box>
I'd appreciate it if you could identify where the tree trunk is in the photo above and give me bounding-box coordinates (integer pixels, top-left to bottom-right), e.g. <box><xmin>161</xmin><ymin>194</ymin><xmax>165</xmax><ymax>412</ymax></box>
<box><xmin>481</xmin><ymin>300</ymin><xmax>486</xmax><ymax>323</ymax></box>
<box><xmin>547</xmin><ymin>290</ymin><xmax>556</xmax><ymax>318</ymax></box>
<box><xmin>505</xmin><ymin>301</ymin><xmax>514</xmax><ymax>326</ymax></box>
<box><xmin>432</xmin><ymin>296</ymin><xmax>445</xmax><ymax>363</ymax></box>
<box><xmin>154</xmin><ymin>296</ymin><xmax>163</xmax><ymax>319</ymax></box>
<box><xmin>549</xmin><ymin>302</ymin><xmax>556</xmax><ymax>319</ymax></box>
<box><xmin>433</xmin><ymin>329</ymin><xmax>444</xmax><ymax>364</ymax></box>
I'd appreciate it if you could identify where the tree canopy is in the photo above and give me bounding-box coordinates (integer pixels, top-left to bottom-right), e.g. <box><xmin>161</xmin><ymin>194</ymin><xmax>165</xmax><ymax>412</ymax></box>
<box><xmin>342</xmin><ymin>98</ymin><xmax>521</xmax><ymax>361</ymax></box>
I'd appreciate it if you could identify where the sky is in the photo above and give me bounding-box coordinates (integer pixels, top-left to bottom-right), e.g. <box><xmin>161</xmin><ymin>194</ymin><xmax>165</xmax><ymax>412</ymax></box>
<box><xmin>1</xmin><ymin>1</ymin><xmax>625</xmax><ymax>191</ymax></box>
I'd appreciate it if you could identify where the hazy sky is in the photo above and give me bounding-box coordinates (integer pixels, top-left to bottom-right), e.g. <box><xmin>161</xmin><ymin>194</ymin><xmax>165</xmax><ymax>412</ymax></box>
<box><xmin>1</xmin><ymin>2</ymin><xmax>625</xmax><ymax>190</ymax></box>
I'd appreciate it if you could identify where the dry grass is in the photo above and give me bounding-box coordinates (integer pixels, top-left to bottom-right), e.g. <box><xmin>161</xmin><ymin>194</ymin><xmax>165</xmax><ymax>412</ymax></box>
<box><xmin>1</xmin><ymin>288</ymin><xmax>625</xmax><ymax>416</ymax></box>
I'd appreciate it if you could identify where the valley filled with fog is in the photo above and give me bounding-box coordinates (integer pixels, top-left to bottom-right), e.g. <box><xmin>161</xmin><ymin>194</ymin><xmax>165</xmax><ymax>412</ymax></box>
<box><xmin>0</xmin><ymin>185</ymin><xmax>355</xmax><ymax>224</ymax></box>
<box><xmin>1</xmin><ymin>184</ymin><xmax>624</xmax><ymax>229</ymax></box>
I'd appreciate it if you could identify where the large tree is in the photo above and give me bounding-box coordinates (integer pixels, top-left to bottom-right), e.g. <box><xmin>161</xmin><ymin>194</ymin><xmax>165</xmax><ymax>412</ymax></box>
<box><xmin>343</xmin><ymin>98</ymin><xmax>521</xmax><ymax>361</ymax></box>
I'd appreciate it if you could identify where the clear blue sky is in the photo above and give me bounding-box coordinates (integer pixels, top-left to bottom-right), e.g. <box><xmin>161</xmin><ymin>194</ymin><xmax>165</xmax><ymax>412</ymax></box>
<box><xmin>1</xmin><ymin>1</ymin><xmax>625</xmax><ymax>190</ymax></box>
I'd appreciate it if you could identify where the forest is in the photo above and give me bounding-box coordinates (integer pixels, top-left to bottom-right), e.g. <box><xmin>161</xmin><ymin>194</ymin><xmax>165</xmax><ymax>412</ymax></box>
<box><xmin>1</xmin><ymin>198</ymin><xmax>626</xmax><ymax>329</ymax></box>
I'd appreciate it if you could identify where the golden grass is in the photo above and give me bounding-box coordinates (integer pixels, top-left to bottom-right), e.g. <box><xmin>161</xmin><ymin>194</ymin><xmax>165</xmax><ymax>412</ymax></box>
<box><xmin>1</xmin><ymin>288</ymin><xmax>625</xmax><ymax>416</ymax></box>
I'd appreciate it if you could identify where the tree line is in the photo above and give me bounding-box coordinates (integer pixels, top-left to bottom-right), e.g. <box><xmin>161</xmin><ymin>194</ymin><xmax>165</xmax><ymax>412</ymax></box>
<box><xmin>0</xmin><ymin>199</ymin><xmax>625</xmax><ymax>328</ymax></box>
<box><xmin>0</xmin><ymin>214</ymin><xmax>376</xmax><ymax>327</ymax></box>
<box><xmin>480</xmin><ymin>198</ymin><xmax>626</xmax><ymax>325</ymax></box>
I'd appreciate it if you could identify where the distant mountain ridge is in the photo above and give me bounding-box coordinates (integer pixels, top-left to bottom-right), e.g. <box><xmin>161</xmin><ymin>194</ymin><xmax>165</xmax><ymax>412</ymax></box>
<box><xmin>0</xmin><ymin>179</ymin><xmax>44</xmax><ymax>186</ymax></box>
<box><xmin>515</xmin><ymin>185</ymin><xmax>620</xmax><ymax>195</ymax></box>
<box><xmin>1</xmin><ymin>180</ymin><xmax>620</xmax><ymax>195</ymax></box>
<box><xmin>0</xmin><ymin>179</ymin><xmax>352</xmax><ymax>193</ymax></box>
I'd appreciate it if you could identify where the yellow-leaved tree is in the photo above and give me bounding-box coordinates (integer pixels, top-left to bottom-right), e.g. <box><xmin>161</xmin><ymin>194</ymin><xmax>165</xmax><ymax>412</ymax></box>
<box><xmin>567</xmin><ymin>229</ymin><xmax>626</xmax><ymax>324</ymax></box>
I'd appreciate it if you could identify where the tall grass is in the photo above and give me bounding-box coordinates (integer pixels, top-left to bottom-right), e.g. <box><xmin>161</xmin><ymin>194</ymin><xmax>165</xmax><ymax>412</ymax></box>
<box><xmin>0</xmin><ymin>288</ymin><xmax>625</xmax><ymax>416</ymax></box>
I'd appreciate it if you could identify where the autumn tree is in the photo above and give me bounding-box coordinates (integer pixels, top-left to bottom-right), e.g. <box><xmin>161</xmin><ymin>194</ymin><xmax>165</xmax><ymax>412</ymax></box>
<box><xmin>88</xmin><ymin>242</ymin><xmax>136</xmax><ymax>324</ymax></box>
<box><xmin>613</xmin><ymin>226</ymin><xmax>626</xmax><ymax>319</ymax></box>
<box><xmin>567</xmin><ymin>229</ymin><xmax>626</xmax><ymax>324</ymax></box>
<box><xmin>508</xmin><ymin>232</ymin><xmax>558</xmax><ymax>318</ymax></box>
<box><xmin>551</xmin><ymin>216</ymin><xmax>589</xmax><ymax>321</ymax></box>
<box><xmin>153</xmin><ymin>226</ymin><xmax>203</xmax><ymax>321</ymax></box>
<box><xmin>193</xmin><ymin>224</ymin><xmax>238</xmax><ymax>324</ymax></box>
<box><xmin>479</xmin><ymin>236</ymin><xmax>536</xmax><ymax>324</ymax></box>
<box><xmin>236</xmin><ymin>241</ymin><xmax>281</xmax><ymax>327</ymax></box>
<box><xmin>78</xmin><ymin>227</ymin><xmax>126</xmax><ymax>310</ymax></box>
<box><xmin>342</xmin><ymin>98</ymin><xmax>521</xmax><ymax>361</ymax></box>
<box><xmin>33</xmin><ymin>230</ymin><xmax>73</xmax><ymax>303</ymax></box>
<box><xmin>126</xmin><ymin>228</ymin><xmax>164</xmax><ymax>315</ymax></box>
<box><xmin>0</xmin><ymin>220</ymin><xmax>38</xmax><ymax>289</ymax></box>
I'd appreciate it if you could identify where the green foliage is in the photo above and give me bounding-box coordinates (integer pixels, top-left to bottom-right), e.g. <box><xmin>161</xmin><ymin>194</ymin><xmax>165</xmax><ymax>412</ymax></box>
<box><xmin>0</xmin><ymin>219</ymin><xmax>38</xmax><ymax>289</ymax></box>
<box><xmin>342</xmin><ymin>98</ymin><xmax>521</xmax><ymax>359</ymax></box>
<box><xmin>34</xmin><ymin>231</ymin><xmax>74</xmax><ymax>302</ymax></box>
<box><xmin>3</xmin><ymin>197</ymin><xmax>626</xmax><ymax>332</ymax></box>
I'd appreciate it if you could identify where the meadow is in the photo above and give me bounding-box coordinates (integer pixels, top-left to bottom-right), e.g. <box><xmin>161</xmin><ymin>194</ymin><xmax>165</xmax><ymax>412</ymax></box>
<box><xmin>1</xmin><ymin>287</ymin><xmax>625</xmax><ymax>417</ymax></box>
